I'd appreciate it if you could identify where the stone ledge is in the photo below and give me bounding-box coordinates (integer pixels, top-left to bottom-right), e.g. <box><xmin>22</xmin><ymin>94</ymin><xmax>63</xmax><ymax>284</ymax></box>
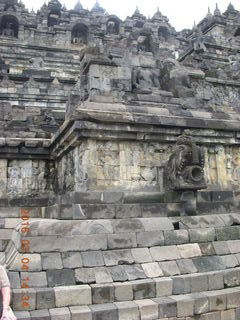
<box><xmin>13</xmin><ymin>286</ymin><xmax>240</xmax><ymax>319</ymax></box>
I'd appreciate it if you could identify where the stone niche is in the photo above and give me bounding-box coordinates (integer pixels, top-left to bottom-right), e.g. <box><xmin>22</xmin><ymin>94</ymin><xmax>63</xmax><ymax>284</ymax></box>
<box><xmin>56</xmin><ymin>138</ymin><xmax>240</xmax><ymax>193</ymax></box>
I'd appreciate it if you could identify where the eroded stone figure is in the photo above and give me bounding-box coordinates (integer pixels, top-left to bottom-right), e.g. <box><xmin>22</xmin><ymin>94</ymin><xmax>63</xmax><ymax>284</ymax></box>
<box><xmin>161</xmin><ymin>58</ymin><xmax>193</xmax><ymax>97</ymax></box>
<box><xmin>132</xmin><ymin>67</ymin><xmax>160</xmax><ymax>91</ymax></box>
<box><xmin>2</xmin><ymin>23</ymin><xmax>14</xmax><ymax>37</ymax></box>
<box><xmin>106</xmin><ymin>20</ymin><xmax>119</xmax><ymax>35</ymax></box>
<box><xmin>164</xmin><ymin>133</ymin><xmax>206</xmax><ymax>191</ymax></box>
<box><xmin>137</xmin><ymin>34</ymin><xmax>151</xmax><ymax>52</ymax></box>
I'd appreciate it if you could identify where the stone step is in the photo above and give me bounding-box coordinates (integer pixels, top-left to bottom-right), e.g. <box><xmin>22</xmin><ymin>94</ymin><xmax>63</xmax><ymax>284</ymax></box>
<box><xmin>0</xmin><ymin>207</ymin><xmax>42</xmax><ymax>218</ymax></box>
<box><xmin>8</xmin><ymin>216</ymin><xmax>240</xmax><ymax>254</ymax></box>
<box><xmin>10</xmin><ymin>267</ymin><xmax>240</xmax><ymax>310</ymax></box>
<box><xmin>13</xmin><ymin>286</ymin><xmax>240</xmax><ymax>319</ymax></box>
<box><xmin>7</xmin><ymin>241</ymin><xmax>240</xmax><ymax>286</ymax></box>
<box><xmin>44</xmin><ymin>202</ymin><xmax>240</xmax><ymax>220</ymax></box>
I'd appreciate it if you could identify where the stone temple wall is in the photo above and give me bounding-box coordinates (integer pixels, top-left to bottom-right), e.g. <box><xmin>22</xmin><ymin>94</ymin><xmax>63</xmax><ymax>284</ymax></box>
<box><xmin>56</xmin><ymin>140</ymin><xmax>240</xmax><ymax>194</ymax></box>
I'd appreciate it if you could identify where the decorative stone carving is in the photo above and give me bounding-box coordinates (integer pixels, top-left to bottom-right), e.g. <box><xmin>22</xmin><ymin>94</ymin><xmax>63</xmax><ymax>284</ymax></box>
<box><xmin>164</xmin><ymin>133</ymin><xmax>206</xmax><ymax>191</ymax></box>
<box><xmin>132</xmin><ymin>67</ymin><xmax>161</xmax><ymax>91</ymax></box>
<box><xmin>161</xmin><ymin>58</ymin><xmax>193</xmax><ymax>97</ymax></box>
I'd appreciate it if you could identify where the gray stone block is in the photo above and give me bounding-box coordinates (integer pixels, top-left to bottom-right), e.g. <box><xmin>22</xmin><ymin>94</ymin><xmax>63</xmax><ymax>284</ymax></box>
<box><xmin>176</xmin><ymin>259</ymin><xmax>197</xmax><ymax>274</ymax></box>
<box><xmin>164</xmin><ymin>230</ymin><xmax>189</xmax><ymax>245</ymax></box>
<box><xmin>216</xmin><ymin>226</ymin><xmax>240</xmax><ymax>241</ymax></box>
<box><xmin>190</xmin><ymin>273</ymin><xmax>208</xmax><ymax>293</ymax></box>
<box><xmin>115</xmin><ymin>204</ymin><xmax>141</xmax><ymax>219</ymax></box>
<box><xmin>131</xmin><ymin>248</ymin><xmax>152</xmax><ymax>263</ymax></box>
<box><xmin>172</xmin><ymin>275</ymin><xmax>191</xmax><ymax>295</ymax></box>
<box><xmin>81</xmin><ymin>251</ymin><xmax>104</xmax><ymax>267</ymax></box>
<box><xmin>49</xmin><ymin>307</ymin><xmax>71</xmax><ymax>320</ymax></box>
<box><xmin>199</xmin><ymin>243</ymin><xmax>215</xmax><ymax>256</ymax></box>
<box><xmin>55</xmin><ymin>285</ymin><xmax>92</xmax><ymax>307</ymax></box>
<box><xmin>12</xmin><ymin>288</ymin><xmax>36</xmax><ymax>311</ymax></box>
<box><xmin>30</xmin><ymin>309</ymin><xmax>50</xmax><ymax>320</ymax></box>
<box><xmin>61</xmin><ymin>252</ymin><xmax>83</xmax><ymax>268</ymax></box>
<box><xmin>192</xmin><ymin>256</ymin><xmax>226</xmax><ymax>272</ymax></box>
<box><xmin>8</xmin><ymin>271</ymin><xmax>21</xmax><ymax>288</ymax></box>
<box><xmin>141</xmin><ymin>217</ymin><xmax>173</xmax><ymax>231</ymax></box>
<box><xmin>228</xmin><ymin>240</ymin><xmax>240</xmax><ymax>254</ymax></box>
<box><xmin>103</xmin><ymin>249</ymin><xmax>134</xmax><ymax>266</ymax></box>
<box><xmin>47</xmin><ymin>269</ymin><xmax>75</xmax><ymax>287</ymax></box>
<box><xmin>112</xmin><ymin>219</ymin><xmax>144</xmax><ymax>233</ymax></box>
<box><xmin>208</xmin><ymin>271</ymin><xmax>224</xmax><ymax>290</ymax></box>
<box><xmin>190</xmin><ymin>292</ymin><xmax>209</xmax><ymax>315</ymax></box>
<box><xmin>21</xmin><ymin>272</ymin><xmax>47</xmax><ymax>287</ymax></box>
<box><xmin>173</xmin><ymin>295</ymin><xmax>194</xmax><ymax>317</ymax></box>
<box><xmin>154</xmin><ymin>297</ymin><xmax>177</xmax><ymax>318</ymax></box>
<box><xmin>224</xmin><ymin>268</ymin><xmax>240</xmax><ymax>287</ymax></box>
<box><xmin>189</xmin><ymin>228</ymin><xmax>216</xmax><ymax>243</ymax></box>
<box><xmin>155</xmin><ymin>278</ymin><xmax>173</xmax><ymax>299</ymax></box>
<box><xmin>205</xmin><ymin>291</ymin><xmax>226</xmax><ymax>311</ymax></box>
<box><xmin>90</xmin><ymin>303</ymin><xmax>118</xmax><ymax>320</ymax></box>
<box><xmin>70</xmin><ymin>306</ymin><xmax>92</xmax><ymax>320</ymax></box>
<box><xmin>14</xmin><ymin>311</ymin><xmax>31</xmax><ymax>319</ymax></box>
<box><xmin>178</xmin><ymin>243</ymin><xmax>202</xmax><ymax>259</ymax></box>
<box><xmin>132</xmin><ymin>279</ymin><xmax>156</xmax><ymax>300</ymax></box>
<box><xmin>36</xmin><ymin>288</ymin><xmax>55</xmax><ymax>309</ymax></box>
<box><xmin>124</xmin><ymin>264</ymin><xmax>146</xmax><ymax>280</ymax></box>
<box><xmin>91</xmin><ymin>283</ymin><xmax>114</xmax><ymax>304</ymax></box>
<box><xmin>136</xmin><ymin>231</ymin><xmax>164</xmax><ymax>247</ymax></box>
<box><xmin>221</xmin><ymin>254</ymin><xmax>238</xmax><ymax>268</ymax></box>
<box><xmin>212</xmin><ymin>241</ymin><xmax>230</xmax><ymax>255</ymax></box>
<box><xmin>108</xmin><ymin>233</ymin><xmax>137</xmax><ymax>249</ymax></box>
<box><xmin>10</xmin><ymin>253</ymin><xmax>42</xmax><ymax>272</ymax></box>
<box><xmin>75</xmin><ymin>268</ymin><xmax>95</xmax><ymax>284</ymax></box>
<box><xmin>80</xmin><ymin>204</ymin><xmax>116</xmax><ymax>219</ymax></box>
<box><xmin>108</xmin><ymin>266</ymin><xmax>128</xmax><ymax>282</ymax></box>
<box><xmin>94</xmin><ymin>267</ymin><xmax>113</xmax><ymax>284</ymax></box>
<box><xmin>142</xmin><ymin>262</ymin><xmax>163</xmax><ymax>278</ymax></box>
<box><xmin>135</xmin><ymin>299</ymin><xmax>158</xmax><ymax>319</ymax></box>
<box><xmin>115</xmin><ymin>301</ymin><xmax>139</xmax><ymax>320</ymax></box>
<box><xmin>42</xmin><ymin>253</ymin><xmax>63</xmax><ymax>270</ymax></box>
<box><xmin>159</xmin><ymin>261</ymin><xmax>180</xmax><ymax>276</ymax></box>
<box><xmin>114</xmin><ymin>282</ymin><xmax>133</xmax><ymax>302</ymax></box>
<box><xmin>150</xmin><ymin>245</ymin><xmax>180</xmax><ymax>261</ymax></box>
<box><xmin>221</xmin><ymin>309</ymin><xmax>235</xmax><ymax>320</ymax></box>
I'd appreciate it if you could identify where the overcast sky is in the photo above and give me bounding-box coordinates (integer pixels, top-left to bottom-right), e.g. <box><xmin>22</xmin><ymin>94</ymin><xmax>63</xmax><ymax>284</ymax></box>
<box><xmin>22</xmin><ymin>0</ymin><xmax>240</xmax><ymax>31</ymax></box>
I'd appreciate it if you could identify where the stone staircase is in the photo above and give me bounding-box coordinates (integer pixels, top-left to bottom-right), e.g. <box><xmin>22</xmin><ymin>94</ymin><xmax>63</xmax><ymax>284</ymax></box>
<box><xmin>3</xmin><ymin>200</ymin><xmax>240</xmax><ymax>319</ymax></box>
<box><xmin>0</xmin><ymin>207</ymin><xmax>43</xmax><ymax>266</ymax></box>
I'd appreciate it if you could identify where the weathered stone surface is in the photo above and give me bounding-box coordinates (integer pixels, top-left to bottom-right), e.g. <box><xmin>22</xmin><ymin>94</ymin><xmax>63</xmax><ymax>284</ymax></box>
<box><xmin>49</xmin><ymin>307</ymin><xmax>71</xmax><ymax>320</ymax></box>
<box><xmin>46</xmin><ymin>269</ymin><xmax>75</xmax><ymax>287</ymax></box>
<box><xmin>154</xmin><ymin>297</ymin><xmax>177</xmax><ymax>318</ymax></box>
<box><xmin>114</xmin><ymin>282</ymin><xmax>133</xmax><ymax>302</ymax></box>
<box><xmin>70</xmin><ymin>306</ymin><xmax>92</xmax><ymax>320</ymax></box>
<box><xmin>103</xmin><ymin>249</ymin><xmax>134</xmax><ymax>266</ymax></box>
<box><xmin>90</xmin><ymin>303</ymin><xmax>118</xmax><ymax>320</ymax></box>
<box><xmin>36</xmin><ymin>288</ymin><xmax>55</xmax><ymax>310</ymax></box>
<box><xmin>42</xmin><ymin>253</ymin><xmax>63</xmax><ymax>270</ymax></box>
<box><xmin>61</xmin><ymin>252</ymin><xmax>83</xmax><ymax>268</ymax></box>
<box><xmin>132</xmin><ymin>279</ymin><xmax>156</xmax><ymax>300</ymax></box>
<box><xmin>108</xmin><ymin>233</ymin><xmax>137</xmax><ymax>249</ymax></box>
<box><xmin>81</xmin><ymin>251</ymin><xmax>105</xmax><ymax>267</ymax></box>
<box><xmin>131</xmin><ymin>248</ymin><xmax>152</xmax><ymax>263</ymax></box>
<box><xmin>135</xmin><ymin>299</ymin><xmax>158</xmax><ymax>320</ymax></box>
<box><xmin>150</xmin><ymin>246</ymin><xmax>180</xmax><ymax>261</ymax></box>
<box><xmin>155</xmin><ymin>277</ymin><xmax>173</xmax><ymax>297</ymax></box>
<box><xmin>54</xmin><ymin>285</ymin><xmax>92</xmax><ymax>307</ymax></box>
<box><xmin>91</xmin><ymin>284</ymin><xmax>114</xmax><ymax>304</ymax></box>
<box><xmin>115</xmin><ymin>301</ymin><xmax>139</xmax><ymax>320</ymax></box>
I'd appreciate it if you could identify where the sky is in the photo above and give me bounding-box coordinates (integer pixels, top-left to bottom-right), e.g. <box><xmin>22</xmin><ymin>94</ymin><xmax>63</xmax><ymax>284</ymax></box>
<box><xmin>22</xmin><ymin>0</ymin><xmax>240</xmax><ymax>31</ymax></box>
